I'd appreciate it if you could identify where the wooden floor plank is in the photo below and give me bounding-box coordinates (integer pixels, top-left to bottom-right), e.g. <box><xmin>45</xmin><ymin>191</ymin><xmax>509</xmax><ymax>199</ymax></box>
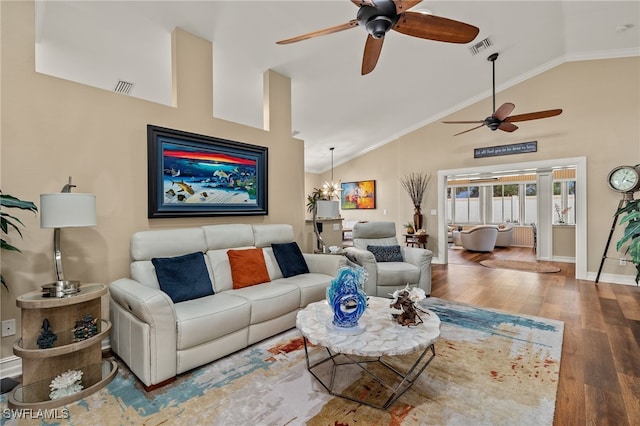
<box><xmin>433</xmin><ymin>246</ymin><xmax>640</xmax><ymax>425</ymax></box>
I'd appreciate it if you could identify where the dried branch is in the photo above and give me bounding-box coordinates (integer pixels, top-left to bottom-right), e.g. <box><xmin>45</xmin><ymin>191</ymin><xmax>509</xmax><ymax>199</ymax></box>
<box><xmin>400</xmin><ymin>172</ymin><xmax>431</xmax><ymax>209</ymax></box>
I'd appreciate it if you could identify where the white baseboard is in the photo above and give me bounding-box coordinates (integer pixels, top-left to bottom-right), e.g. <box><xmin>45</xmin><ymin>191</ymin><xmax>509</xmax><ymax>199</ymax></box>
<box><xmin>0</xmin><ymin>338</ymin><xmax>111</xmax><ymax>380</ymax></box>
<box><xmin>552</xmin><ymin>256</ymin><xmax>575</xmax><ymax>263</ymax></box>
<box><xmin>0</xmin><ymin>355</ymin><xmax>22</xmax><ymax>379</ymax></box>
<box><xmin>587</xmin><ymin>272</ymin><xmax>638</xmax><ymax>286</ymax></box>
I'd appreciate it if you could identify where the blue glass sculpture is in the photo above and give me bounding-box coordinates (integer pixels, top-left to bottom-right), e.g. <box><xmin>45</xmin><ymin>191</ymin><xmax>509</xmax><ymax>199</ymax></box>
<box><xmin>326</xmin><ymin>266</ymin><xmax>368</xmax><ymax>334</ymax></box>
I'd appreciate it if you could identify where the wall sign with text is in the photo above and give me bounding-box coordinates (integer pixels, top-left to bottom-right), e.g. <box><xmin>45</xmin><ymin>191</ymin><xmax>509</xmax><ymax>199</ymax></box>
<box><xmin>474</xmin><ymin>141</ymin><xmax>537</xmax><ymax>158</ymax></box>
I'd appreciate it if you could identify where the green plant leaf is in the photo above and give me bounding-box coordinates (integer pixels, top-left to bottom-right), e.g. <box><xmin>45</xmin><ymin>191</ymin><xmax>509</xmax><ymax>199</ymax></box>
<box><xmin>0</xmin><ymin>194</ymin><xmax>37</xmax><ymax>212</ymax></box>
<box><xmin>1</xmin><ymin>239</ymin><xmax>21</xmax><ymax>252</ymax></box>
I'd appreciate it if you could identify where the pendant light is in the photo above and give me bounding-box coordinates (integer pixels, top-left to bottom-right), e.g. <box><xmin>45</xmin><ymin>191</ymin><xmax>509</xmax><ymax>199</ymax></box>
<box><xmin>322</xmin><ymin>147</ymin><xmax>342</xmax><ymax>199</ymax></box>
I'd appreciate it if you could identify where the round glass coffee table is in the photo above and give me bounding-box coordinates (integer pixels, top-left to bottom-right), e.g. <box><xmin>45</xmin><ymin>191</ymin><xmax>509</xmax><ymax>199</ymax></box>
<box><xmin>296</xmin><ymin>296</ymin><xmax>441</xmax><ymax>410</ymax></box>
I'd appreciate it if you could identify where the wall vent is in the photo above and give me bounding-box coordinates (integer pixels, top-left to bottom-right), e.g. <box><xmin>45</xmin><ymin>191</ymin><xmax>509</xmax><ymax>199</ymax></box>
<box><xmin>114</xmin><ymin>80</ymin><xmax>134</xmax><ymax>95</ymax></box>
<box><xmin>469</xmin><ymin>37</ymin><xmax>493</xmax><ymax>55</ymax></box>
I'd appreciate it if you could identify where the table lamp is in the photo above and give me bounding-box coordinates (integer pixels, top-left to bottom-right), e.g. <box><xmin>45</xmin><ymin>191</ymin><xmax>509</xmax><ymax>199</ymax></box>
<box><xmin>40</xmin><ymin>177</ymin><xmax>96</xmax><ymax>295</ymax></box>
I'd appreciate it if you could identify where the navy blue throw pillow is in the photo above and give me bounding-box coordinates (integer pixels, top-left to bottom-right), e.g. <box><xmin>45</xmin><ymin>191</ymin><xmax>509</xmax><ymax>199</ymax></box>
<box><xmin>367</xmin><ymin>245</ymin><xmax>403</xmax><ymax>262</ymax></box>
<box><xmin>272</xmin><ymin>242</ymin><xmax>310</xmax><ymax>278</ymax></box>
<box><xmin>151</xmin><ymin>252</ymin><xmax>214</xmax><ymax>303</ymax></box>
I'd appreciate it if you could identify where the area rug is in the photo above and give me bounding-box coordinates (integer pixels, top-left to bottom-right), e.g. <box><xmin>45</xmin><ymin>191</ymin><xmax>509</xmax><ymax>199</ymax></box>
<box><xmin>0</xmin><ymin>298</ymin><xmax>564</xmax><ymax>426</ymax></box>
<box><xmin>480</xmin><ymin>259</ymin><xmax>561</xmax><ymax>273</ymax></box>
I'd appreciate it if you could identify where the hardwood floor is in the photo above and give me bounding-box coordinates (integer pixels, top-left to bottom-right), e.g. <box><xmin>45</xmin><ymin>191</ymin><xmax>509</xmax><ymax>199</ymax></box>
<box><xmin>431</xmin><ymin>247</ymin><xmax>640</xmax><ymax>425</ymax></box>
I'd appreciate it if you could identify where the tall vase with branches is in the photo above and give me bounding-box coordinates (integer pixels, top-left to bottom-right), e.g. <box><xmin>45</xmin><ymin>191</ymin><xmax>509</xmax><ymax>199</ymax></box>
<box><xmin>401</xmin><ymin>172</ymin><xmax>431</xmax><ymax>231</ymax></box>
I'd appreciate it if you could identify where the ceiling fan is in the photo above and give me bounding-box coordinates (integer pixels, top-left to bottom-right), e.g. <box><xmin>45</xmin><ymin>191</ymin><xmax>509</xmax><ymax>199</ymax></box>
<box><xmin>443</xmin><ymin>52</ymin><xmax>563</xmax><ymax>136</ymax></box>
<box><xmin>276</xmin><ymin>0</ymin><xmax>479</xmax><ymax>75</ymax></box>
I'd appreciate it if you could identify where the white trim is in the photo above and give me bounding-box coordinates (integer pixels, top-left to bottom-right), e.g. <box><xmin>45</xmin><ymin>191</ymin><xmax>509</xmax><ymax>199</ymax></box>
<box><xmin>438</xmin><ymin>156</ymin><xmax>589</xmax><ymax>281</ymax></box>
<box><xmin>552</xmin><ymin>256</ymin><xmax>575</xmax><ymax>264</ymax></box>
<box><xmin>0</xmin><ymin>355</ymin><xmax>22</xmax><ymax>379</ymax></box>
<box><xmin>588</xmin><ymin>272</ymin><xmax>638</xmax><ymax>287</ymax></box>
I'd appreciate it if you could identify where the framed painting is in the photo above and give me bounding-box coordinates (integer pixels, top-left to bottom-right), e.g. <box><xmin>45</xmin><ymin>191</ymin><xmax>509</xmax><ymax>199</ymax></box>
<box><xmin>340</xmin><ymin>180</ymin><xmax>376</xmax><ymax>210</ymax></box>
<box><xmin>147</xmin><ymin>125</ymin><xmax>268</xmax><ymax>218</ymax></box>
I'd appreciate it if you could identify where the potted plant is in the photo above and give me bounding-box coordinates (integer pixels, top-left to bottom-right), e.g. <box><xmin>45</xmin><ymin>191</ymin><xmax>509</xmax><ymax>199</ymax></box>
<box><xmin>1</xmin><ymin>191</ymin><xmax>38</xmax><ymax>289</ymax></box>
<box><xmin>616</xmin><ymin>198</ymin><xmax>640</xmax><ymax>284</ymax></box>
<box><xmin>404</xmin><ymin>222</ymin><xmax>415</xmax><ymax>235</ymax></box>
<box><xmin>306</xmin><ymin>188</ymin><xmax>328</xmax><ymax>252</ymax></box>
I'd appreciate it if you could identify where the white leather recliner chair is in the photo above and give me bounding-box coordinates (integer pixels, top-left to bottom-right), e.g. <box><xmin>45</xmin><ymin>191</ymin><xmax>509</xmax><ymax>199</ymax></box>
<box><xmin>345</xmin><ymin>221</ymin><xmax>432</xmax><ymax>297</ymax></box>
<box><xmin>460</xmin><ymin>225</ymin><xmax>499</xmax><ymax>252</ymax></box>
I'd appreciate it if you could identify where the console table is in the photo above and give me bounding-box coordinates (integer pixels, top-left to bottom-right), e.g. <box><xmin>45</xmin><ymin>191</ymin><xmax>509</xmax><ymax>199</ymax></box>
<box><xmin>296</xmin><ymin>297</ymin><xmax>440</xmax><ymax>409</ymax></box>
<box><xmin>404</xmin><ymin>233</ymin><xmax>428</xmax><ymax>249</ymax></box>
<box><xmin>8</xmin><ymin>283</ymin><xmax>117</xmax><ymax>409</ymax></box>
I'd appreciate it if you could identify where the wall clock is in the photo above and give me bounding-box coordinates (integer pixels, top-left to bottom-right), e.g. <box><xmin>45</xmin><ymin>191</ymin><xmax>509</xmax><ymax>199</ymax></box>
<box><xmin>607</xmin><ymin>165</ymin><xmax>640</xmax><ymax>193</ymax></box>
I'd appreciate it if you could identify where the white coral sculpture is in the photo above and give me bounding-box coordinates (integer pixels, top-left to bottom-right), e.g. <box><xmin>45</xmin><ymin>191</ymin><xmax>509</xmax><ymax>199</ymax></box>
<box><xmin>49</xmin><ymin>369</ymin><xmax>83</xmax><ymax>400</ymax></box>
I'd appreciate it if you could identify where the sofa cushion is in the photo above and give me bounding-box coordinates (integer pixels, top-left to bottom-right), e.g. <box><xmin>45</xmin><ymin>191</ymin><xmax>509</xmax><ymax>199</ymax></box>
<box><xmin>227</xmin><ymin>248</ymin><xmax>271</xmax><ymax>288</ymax></box>
<box><xmin>271</xmin><ymin>242</ymin><xmax>309</xmax><ymax>278</ymax></box>
<box><xmin>367</xmin><ymin>245</ymin><xmax>403</xmax><ymax>262</ymax></box>
<box><xmin>174</xmin><ymin>293</ymin><xmax>251</xmax><ymax>350</ymax></box>
<box><xmin>229</xmin><ymin>281</ymin><xmax>300</xmax><ymax>324</ymax></box>
<box><xmin>376</xmin><ymin>262</ymin><xmax>420</xmax><ymax>286</ymax></box>
<box><xmin>151</xmin><ymin>252</ymin><xmax>214</xmax><ymax>303</ymax></box>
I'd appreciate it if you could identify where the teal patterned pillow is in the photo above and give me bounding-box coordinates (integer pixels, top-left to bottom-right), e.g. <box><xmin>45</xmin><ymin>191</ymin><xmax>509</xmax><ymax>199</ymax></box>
<box><xmin>367</xmin><ymin>245</ymin><xmax>403</xmax><ymax>262</ymax></box>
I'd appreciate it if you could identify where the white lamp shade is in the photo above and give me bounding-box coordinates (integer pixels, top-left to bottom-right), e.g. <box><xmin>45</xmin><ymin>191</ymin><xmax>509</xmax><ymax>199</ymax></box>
<box><xmin>316</xmin><ymin>200</ymin><xmax>339</xmax><ymax>218</ymax></box>
<box><xmin>40</xmin><ymin>193</ymin><xmax>97</xmax><ymax>228</ymax></box>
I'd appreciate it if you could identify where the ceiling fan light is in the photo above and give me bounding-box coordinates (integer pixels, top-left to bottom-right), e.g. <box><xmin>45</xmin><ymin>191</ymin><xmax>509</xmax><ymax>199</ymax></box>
<box><xmin>366</xmin><ymin>16</ymin><xmax>393</xmax><ymax>39</ymax></box>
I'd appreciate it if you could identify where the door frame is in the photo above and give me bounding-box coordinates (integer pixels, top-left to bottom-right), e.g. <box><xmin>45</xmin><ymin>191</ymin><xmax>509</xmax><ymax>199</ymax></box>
<box><xmin>436</xmin><ymin>156</ymin><xmax>587</xmax><ymax>280</ymax></box>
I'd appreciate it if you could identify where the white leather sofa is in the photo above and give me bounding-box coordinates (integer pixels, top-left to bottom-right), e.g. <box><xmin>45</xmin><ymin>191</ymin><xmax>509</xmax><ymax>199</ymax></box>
<box><xmin>109</xmin><ymin>223</ymin><xmax>346</xmax><ymax>389</ymax></box>
<box><xmin>460</xmin><ymin>225</ymin><xmax>499</xmax><ymax>252</ymax></box>
<box><xmin>495</xmin><ymin>223</ymin><xmax>515</xmax><ymax>247</ymax></box>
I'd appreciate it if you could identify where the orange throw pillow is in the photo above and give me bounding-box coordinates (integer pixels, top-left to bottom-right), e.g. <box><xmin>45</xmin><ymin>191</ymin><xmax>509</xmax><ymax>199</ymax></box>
<box><xmin>227</xmin><ymin>248</ymin><xmax>271</xmax><ymax>289</ymax></box>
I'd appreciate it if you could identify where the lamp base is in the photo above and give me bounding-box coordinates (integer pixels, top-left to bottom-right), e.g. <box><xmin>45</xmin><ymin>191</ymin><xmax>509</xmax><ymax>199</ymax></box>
<box><xmin>41</xmin><ymin>280</ymin><xmax>81</xmax><ymax>298</ymax></box>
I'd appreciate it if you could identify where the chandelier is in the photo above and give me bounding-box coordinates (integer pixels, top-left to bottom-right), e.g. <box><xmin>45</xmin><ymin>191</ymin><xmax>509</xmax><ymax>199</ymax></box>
<box><xmin>322</xmin><ymin>147</ymin><xmax>342</xmax><ymax>199</ymax></box>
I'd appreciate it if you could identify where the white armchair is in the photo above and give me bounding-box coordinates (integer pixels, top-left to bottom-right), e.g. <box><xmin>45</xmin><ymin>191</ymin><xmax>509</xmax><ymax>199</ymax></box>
<box><xmin>460</xmin><ymin>225</ymin><xmax>499</xmax><ymax>252</ymax></box>
<box><xmin>345</xmin><ymin>221</ymin><xmax>432</xmax><ymax>297</ymax></box>
<box><xmin>495</xmin><ymin>223</ymin><xmax>515</xmax><ymax>247</ymax></box>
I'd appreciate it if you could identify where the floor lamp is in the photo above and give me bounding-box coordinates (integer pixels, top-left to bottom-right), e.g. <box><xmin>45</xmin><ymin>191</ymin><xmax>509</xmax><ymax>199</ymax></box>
<box><xmin>40</xmin><ymin>178</ymin><xmax>96</xmax><ymax>295</ymax></box>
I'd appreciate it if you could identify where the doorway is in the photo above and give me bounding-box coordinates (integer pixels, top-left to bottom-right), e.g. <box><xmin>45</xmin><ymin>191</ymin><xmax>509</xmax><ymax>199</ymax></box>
<box><xmin>436</xmin><ymin>156</ymin><xmax>587</xmax><ymax>280</ymax></box>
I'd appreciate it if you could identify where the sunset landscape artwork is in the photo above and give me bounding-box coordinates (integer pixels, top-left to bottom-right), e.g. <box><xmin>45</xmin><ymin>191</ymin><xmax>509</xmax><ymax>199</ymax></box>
<box><xmin>147</xmin><ymin>125</ymin><xmax>267</xmax><ymax>217</ymax></box>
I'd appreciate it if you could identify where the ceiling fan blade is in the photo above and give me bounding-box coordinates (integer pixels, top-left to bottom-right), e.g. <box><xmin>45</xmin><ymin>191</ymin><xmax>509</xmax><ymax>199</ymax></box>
<box><xmin>392</xmin><ymin>0</ymin><xmax>423</xmax><ymax>12</ymax></box>
<box><xmin>276</xmin><ymin>20</ymin><xmax>358</xmax><ymax>44</ymax></box>
<box><xmin>493</xmin><ymin>102</ymin><xmax>515</xmax><ymax>121</ymax></box>
<box><xmin>443</xmin><ymin>120</ymin><xmax>484</xmax><ymax>124</ymax></box>
<box><xmin>362</xmin><ymin>34</ymin><xmax>384</xmax><ymax>75</ymax></box>
<box><xmin>498</xmin><ymin>122</ymin><xmax>518</xmax><ymax>132</ymax></box>
<box><xmin>454</xmin><ymin>124</ymin><xmax>486</xmax><ymax>136</ymax></box>
<box><xmin>392</xmin><ymin>12</ymin><xmax>479</xmax><ymax>44</ymax></box>
<box><xmin>506</xmin><ymin>109</ymin><xmax>563</xmax><ymax>123</ymax></box>
<box><xmin>352</xmin><ymin>0</ymin><xmax>377</xmax><ymax>7</ymax></box>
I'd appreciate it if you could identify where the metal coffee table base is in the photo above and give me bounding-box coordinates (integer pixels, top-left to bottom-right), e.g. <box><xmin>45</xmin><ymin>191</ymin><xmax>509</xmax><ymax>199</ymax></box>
<box><xmin>303</xmin><ymin>337</ymin><xmax>436</xmax><ymax>410</ymax></box>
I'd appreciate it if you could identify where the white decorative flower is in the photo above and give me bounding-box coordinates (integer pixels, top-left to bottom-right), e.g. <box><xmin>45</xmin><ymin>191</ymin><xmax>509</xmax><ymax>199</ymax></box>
<box><xmin>49</xmin><ymin>369</ymin><xmax>83</xmax><ymax>391</ymax></box>
<box><xmin>50</xmin><ymin>383</ymin><xmax>83</xmax><ymax>400</ymax></box>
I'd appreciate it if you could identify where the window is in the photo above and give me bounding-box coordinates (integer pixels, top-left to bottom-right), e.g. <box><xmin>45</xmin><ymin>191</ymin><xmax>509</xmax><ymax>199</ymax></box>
<box><xmin>553</xmin><ymin>180</ymin><xmax>576</xmax><ymax>224</ymax></box>
<box><xmin>492</xmin><ymin>184</ymin><xmax>520</xmax><ymax>224</ymax></box>
<box><xmin>524</xmin><ymin>183</ymin><xmax>537</xmax><ymax>225</ymax></box>
<box><xmin>447</xmin><ymin>169</ymin><xmax>576</xmax><ymax>227</ymax></box>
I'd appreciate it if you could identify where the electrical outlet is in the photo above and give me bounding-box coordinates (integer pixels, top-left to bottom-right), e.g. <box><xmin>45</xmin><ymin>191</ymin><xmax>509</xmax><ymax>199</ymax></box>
<box><xmin>1</xmin><ymin>319</ymin><xmax>16</xmax><ymax>337</ymax></box>
<box><xmin>619</xmin><ymin>258</ymin><xmax>627</xmax><ymax>266</ymax></box>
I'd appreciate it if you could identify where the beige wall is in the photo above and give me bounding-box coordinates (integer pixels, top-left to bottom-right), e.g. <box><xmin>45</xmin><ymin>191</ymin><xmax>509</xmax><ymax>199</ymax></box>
<box><xmin>1</xmin><ymin>2</ymin><xmax>304</xmax><ymax>358</ymax></box>
<box><xmin>321</xmin><ymin>56</ymin><xmax>639</xmax><ymax>277</ymax></box>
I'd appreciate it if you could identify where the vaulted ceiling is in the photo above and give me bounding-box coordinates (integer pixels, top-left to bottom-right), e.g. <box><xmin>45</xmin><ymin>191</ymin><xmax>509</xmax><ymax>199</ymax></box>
<box><xmin>35</xmin><ymin>1</ymin><xmax>639</xmax><ymax>173</ymax></box>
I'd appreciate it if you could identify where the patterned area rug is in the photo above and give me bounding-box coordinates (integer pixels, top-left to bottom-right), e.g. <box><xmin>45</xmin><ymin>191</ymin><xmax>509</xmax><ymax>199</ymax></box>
<box><xmin>0</xmin><ymin>298</ymin><xmax>564</xmax><ymax>425</ymax></box>
<box><xmin>480</xmin><ymin>259</ymin><xmax>561</xmax><ymax>273</ymax></box>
